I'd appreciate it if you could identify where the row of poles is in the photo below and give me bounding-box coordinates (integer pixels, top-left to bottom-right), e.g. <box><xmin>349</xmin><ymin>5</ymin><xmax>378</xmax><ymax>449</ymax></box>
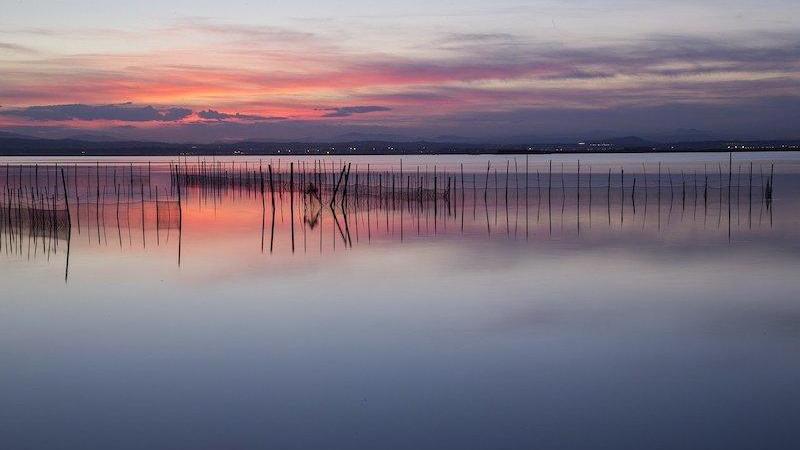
<box><xmin>168</xmin><ymin>155</ymin><xmax>775</xmax><ymax>204</ymax></box>
<box><xmin>0</xmin><ymin>156</ymin><xmax>777</xmax><ymax>238</ymax></box>
<box><xmin>0</xmin><ymin>156</ymin><xmax>778</xmax><ymax>273</ymax></box>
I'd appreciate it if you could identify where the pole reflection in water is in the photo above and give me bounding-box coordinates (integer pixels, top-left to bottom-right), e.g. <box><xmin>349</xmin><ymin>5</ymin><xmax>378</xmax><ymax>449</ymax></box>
<box><xmin>0</xmin><ymin>155</ymin><xmax>784</xmax><ymax>282</ymax></box>
<box><xmin>2</xmin><ymin>154</ymin><xmax>800</xmax><ymax>450</ymax></box>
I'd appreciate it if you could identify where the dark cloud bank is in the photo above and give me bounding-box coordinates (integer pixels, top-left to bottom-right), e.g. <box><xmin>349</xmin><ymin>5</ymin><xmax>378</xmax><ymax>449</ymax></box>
<box><xmin>0</xmin><ymin>103</ymin><xmax>192</xmax><ymax>122</ymax></box>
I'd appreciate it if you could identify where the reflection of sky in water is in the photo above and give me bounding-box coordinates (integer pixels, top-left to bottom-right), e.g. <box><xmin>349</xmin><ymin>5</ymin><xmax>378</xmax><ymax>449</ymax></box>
<box><xmin>1</xmin><ymin>153</ymin><xmax>800</xmax><ymax>449</ymax></box>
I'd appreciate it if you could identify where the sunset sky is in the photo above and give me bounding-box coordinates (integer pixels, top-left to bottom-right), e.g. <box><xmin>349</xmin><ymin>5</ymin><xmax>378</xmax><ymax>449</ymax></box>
<box><xmin>1</xmin><ymin>0</ymin><xmax>799</xmax><ymax>142</ymax></box>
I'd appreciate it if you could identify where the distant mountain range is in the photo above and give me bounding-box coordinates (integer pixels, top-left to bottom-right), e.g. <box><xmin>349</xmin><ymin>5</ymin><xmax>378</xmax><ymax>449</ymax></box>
<box><xmin>0</xmin><ymin>131</ymin><xmax>37</xmax><ymax>140</ymax></box>
<box><xmin>0</xmin><ymin>131</ymin><xmax>797</xmax><ymax>156</ymax></box>
<box><xmin>0</xmin><ymin>125</ymin><xmax>758</xmax><ymax>145</ymax></box>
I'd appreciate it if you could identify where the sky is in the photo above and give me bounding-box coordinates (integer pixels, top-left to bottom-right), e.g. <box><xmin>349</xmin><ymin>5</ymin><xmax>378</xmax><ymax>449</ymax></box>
<box><xmin>1</xmin><ymin>0</ymin><xmax>799</xmax><ymax>143</ymax></box>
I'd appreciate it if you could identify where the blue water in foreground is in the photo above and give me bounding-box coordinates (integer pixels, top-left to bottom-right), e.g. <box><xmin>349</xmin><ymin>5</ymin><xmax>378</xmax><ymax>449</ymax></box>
<box><xmin>1</xmin><ymin>152</ymin><xmax>799</xmax><ymax>449</ymax></box>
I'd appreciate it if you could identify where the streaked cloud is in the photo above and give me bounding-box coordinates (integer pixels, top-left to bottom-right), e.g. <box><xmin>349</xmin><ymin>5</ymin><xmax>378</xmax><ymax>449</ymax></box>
<box><xmin>197</xmin><ymin>109</ymin><xmax>286</xmax><ymax>121</ymax></box>
<box><xmin>0</xmin><ymin>42</ymin><xmax>38</xmax><ymax>54</ymax></box>
<box><xmin>0</xmin><ymin>103</ymin><xmax>192</xmax><ymax>122</ymax></box>
<box><xmin>1</xmin><ymin>7</ymin><xmax>799</xmax><ymax>141</ymax></box>
<box><xmin>320</xmin><ymin>106</ymin><xmax>391</xmax><ymax>117</ymax></box>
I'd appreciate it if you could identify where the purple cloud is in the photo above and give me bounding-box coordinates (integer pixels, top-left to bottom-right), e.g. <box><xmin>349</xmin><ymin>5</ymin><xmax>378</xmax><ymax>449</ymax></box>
<box><xmin>321</xmin><ymin>106</ymin><xmax>391</xmax><ymax>117</ymax></box>
<box><xmin>0</xmin><ymin>103</ymin><xmax>192</xmax><ymax>122</ymax></box>
<box><xmin>198</xmin><ymin>109</ymin><xmax>286</xmax><ymax>121</ymax></box>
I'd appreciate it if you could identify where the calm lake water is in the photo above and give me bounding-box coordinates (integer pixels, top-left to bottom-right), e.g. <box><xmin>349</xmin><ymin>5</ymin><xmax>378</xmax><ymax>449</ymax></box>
<box><xmin>1</xmin><ymin>152</ymin><xmax>799</xmax><ymax>450</ymax></box>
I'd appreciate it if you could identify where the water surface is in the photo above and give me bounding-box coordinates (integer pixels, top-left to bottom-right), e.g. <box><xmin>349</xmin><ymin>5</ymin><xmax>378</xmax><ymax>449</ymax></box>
<box><xmin>1</xmin><ymin>153</ymin><xmax>799</xmax><ymax>450</ymax></box>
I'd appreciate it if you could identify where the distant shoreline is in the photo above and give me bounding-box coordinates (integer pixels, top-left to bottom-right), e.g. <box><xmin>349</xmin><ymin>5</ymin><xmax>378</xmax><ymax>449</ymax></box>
<box><xmin>1</xmin><ymin>136</ymin><xmax>798</xmax><ymax>157</ymax></box>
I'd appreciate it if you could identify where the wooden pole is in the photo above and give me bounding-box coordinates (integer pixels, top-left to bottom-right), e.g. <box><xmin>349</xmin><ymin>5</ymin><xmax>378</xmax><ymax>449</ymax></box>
<box><xmin>60</xmin><ymin>168</ymin><xmax>71</xmax><ymax>230</ymax></box>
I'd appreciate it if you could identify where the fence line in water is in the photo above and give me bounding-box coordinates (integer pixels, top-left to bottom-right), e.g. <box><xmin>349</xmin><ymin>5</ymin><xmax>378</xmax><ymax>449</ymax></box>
<box><xmin>0</xmin><ymin>156</ymin><xmax>778</xmax><ymax>281</ymax></box>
